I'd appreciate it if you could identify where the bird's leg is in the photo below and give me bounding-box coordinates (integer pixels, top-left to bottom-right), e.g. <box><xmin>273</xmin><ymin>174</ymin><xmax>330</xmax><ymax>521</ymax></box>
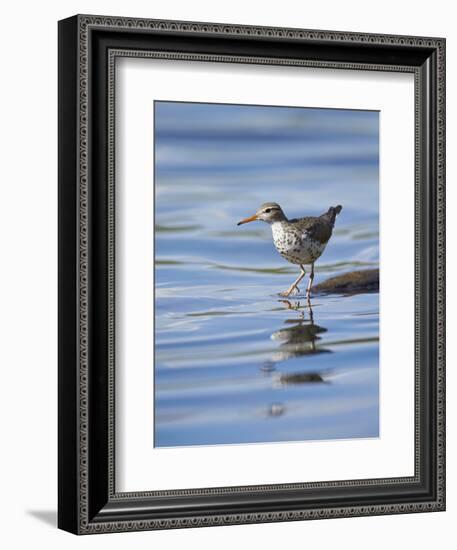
<box><xmin>279</xmin><ymin>265</ymin><xmax>306</xmax><ymax>297</ymax></box>
<box><xmin>306</xmin><ymin>263</ymin><xmax>315</xmax><ymax>302</ymax></box>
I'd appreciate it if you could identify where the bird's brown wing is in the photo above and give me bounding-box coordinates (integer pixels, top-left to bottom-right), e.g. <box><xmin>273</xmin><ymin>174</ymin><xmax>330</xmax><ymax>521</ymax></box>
<box><xmin>291</xmin><ymin>216</ymin><xmax>333</xmax><ymax>244</ymax></box>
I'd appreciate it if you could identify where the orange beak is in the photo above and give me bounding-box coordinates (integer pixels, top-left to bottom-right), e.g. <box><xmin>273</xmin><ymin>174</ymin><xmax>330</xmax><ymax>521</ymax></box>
<box><xmin>237</xmin><ymin>214</ymin><xmax>258</xmax><ymax>226</ymax></box>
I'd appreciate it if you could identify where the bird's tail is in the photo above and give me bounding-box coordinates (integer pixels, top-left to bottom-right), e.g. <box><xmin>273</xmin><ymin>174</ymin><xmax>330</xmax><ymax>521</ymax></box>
<box><xmin>323</xmin><ymin>205</ymin><xmax>343</xmax><ymax>225</ymax></box>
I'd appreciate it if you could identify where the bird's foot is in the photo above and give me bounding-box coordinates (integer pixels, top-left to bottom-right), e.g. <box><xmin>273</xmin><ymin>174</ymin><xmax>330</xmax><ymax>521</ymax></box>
<box><xmin>279</xmin><ymin>286</ymin><xmax>300</xmax><ymax>297</ymax></box>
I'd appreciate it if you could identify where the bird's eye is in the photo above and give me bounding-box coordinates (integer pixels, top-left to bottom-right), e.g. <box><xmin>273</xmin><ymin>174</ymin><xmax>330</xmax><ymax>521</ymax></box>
<box><xmin>265</xmin><ymin>208</ymin><xmax>271</xmax><ymax>213</ymax></box>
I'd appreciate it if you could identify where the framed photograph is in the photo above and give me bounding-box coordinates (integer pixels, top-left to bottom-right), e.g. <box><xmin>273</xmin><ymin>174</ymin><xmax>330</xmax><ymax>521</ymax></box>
<box><xmin>58</xmin><ymin>14</ymin><xmax>445</xmax><ymax>534</ymax></box>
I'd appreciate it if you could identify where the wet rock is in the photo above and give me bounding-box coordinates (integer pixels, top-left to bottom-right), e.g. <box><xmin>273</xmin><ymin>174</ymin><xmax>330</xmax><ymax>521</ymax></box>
<box><xmin>312</xmin><ymin>268</ymin><xmax>379</xmax><ymax>295</ymax></box>
<box><xmin>279</xmin><ymin>372</ymin><xmax>325</xmax><ymax>385</ymax></box>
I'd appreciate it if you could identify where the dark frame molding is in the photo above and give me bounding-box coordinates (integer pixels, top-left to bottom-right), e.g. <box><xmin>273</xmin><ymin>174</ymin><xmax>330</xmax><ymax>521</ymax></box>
<box><xmin>58</xmin><ymin>14</ymin><xmax>445</xmax><ymax>534</ymax></box>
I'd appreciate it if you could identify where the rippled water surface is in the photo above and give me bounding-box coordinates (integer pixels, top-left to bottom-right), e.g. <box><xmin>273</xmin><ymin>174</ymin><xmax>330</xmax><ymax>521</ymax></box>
<box><xmin>154</xmin><ymin>101</ymin><xmax>379</xmax><ymax>447</ymax></box>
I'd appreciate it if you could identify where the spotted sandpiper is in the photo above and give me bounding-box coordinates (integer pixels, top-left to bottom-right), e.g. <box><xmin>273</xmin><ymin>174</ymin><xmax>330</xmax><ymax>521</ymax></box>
<box><xmin>237</xmin><ymin>202</ymin><xmax>342</xmax><ymax>299</ymax></box>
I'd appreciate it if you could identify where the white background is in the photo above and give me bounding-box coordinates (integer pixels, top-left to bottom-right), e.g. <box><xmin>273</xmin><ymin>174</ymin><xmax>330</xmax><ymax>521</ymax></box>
<box><xmin>117</xmin><ymin>60</ymin><xmax>415</xmax><ymax>491</ymax></box>
<box><xmin>0</xmin><ymin>1</ymin><xmax>453</xmax><ymax>549</ymax></box>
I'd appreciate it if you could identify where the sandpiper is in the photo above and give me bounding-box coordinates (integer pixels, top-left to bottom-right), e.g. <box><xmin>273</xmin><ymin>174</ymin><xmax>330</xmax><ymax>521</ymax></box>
<box><xmin>237</xmin><ymin>202</ymin><xmax>342</xmax><ymax>299</ymax></box>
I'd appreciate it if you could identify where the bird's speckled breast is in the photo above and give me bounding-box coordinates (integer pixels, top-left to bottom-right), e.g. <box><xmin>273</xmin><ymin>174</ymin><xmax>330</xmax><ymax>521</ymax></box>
<box><xmin>271</xmin><ymin>222</ymin><xmax>326</xmax><ymax>265</ymax></box>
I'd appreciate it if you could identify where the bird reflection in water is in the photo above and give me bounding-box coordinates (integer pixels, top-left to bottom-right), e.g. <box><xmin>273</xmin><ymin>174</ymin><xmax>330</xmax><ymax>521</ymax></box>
<box><xmin>261</xmin><ymin>301</ymin><xmax>331</xmax><ymax>419</ymax></box>
<box><xmin>262</xmin><ymin>300</ymin><xmax>330</xmax><ymax>385</ymax></box>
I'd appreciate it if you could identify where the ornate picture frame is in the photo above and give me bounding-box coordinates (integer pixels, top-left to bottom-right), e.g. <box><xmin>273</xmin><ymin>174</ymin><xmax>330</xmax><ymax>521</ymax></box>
<box><xmin>58</xmin><ymin>14</ymin><xmax>445</xmax><ymax>534</ymax></box>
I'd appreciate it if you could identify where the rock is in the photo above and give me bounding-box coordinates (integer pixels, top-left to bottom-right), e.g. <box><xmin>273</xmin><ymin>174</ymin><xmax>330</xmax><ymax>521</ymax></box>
<box><xmin>312</xmin><ymin>268</ymin><xmax>379</xmax><ymax>295</ymax></box>
<box><xmin>279</xmin><ymin>372</ymin><xmax>325</xmax><ymax>385</ymax></box>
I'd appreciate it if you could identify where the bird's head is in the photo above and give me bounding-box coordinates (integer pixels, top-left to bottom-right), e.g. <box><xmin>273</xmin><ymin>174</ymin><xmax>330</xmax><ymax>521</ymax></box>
<box><xmin>237</xmin><ymin>202</ymin><xmax>287</xmax><ymax>226</ymax></box>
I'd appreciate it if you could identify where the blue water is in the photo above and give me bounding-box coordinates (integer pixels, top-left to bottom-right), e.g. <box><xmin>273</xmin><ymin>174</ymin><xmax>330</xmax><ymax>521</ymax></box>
<box><xmin>154</xmin><ymin>101</ymin><xmax>379</xmax><ymax>447</ymax></box>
